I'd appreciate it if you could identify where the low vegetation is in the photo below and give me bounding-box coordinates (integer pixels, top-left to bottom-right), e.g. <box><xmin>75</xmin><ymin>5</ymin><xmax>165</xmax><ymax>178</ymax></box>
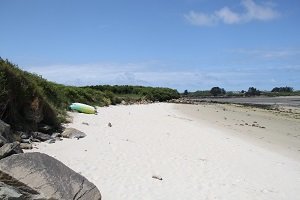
<box><xmin>182</xmin><ymin>86</ymin><xmax>299</xmax><ymax>98</ymax></box>
<box><xmin>0</xmin><ymin>58</ymin><xmax>179</xmax><ymax>131</ymax></box>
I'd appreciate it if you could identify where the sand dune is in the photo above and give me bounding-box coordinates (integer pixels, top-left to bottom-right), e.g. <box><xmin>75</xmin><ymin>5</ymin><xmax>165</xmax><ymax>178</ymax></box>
<box><xmin>27</xmin><ymin>103</ymin><xmax>300</xmax><ymax>200</ymax></box>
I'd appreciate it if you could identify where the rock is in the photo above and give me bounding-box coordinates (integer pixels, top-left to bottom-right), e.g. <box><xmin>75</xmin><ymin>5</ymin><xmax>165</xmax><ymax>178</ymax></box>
<box><xmin>0</xmin><ymin>142</ymin><xmax>23</xmax><ymax>159</ymax></box>
<box><xmin>0</xmin><ymin>135</ymin><xmax>7</xmax><ymax>148</ymax></box>
<box><xmin>0</xmin><ymin>152</ymin><xmax>102</xmax><ymax>199</ymax></box>
<box><xmin>31</xmin><ymin>138</ymin><xmax>41</xmax><ymax>143</ymax></box>
<box><xmin>108</xmin><ymin>122</ymin><xmax>112</xmax><ymax>127</ymax></box>
<box><xmin>0</xmin><ymin>170</ymin><xmax>47</xmax><ymax>199</ymax></box>
<box><xmin>45</xmin><ymin>139</ymin><xmax>56</xmax><ymax>144</ymax></box>
<box><xmin>20</xmin><ymin>143</ymin><xmax>33</xmax><ymax>149</ymax></box>
<box><xmin>38</xmin><ymin>124</ymin><xmax>53</xmax><ymax>134</ymax></box>
<box><xmin>38</xmin><ymin>124</ymin><xmax>54</xmax><ymax>134</ymax></box>
<box><xmin>51</xmin><ymin>132</ymin><xmax>61</xmax><ymax>138</ymax></box>
<box><xmin>20</xmin><ymin>138</ymin><xmax>32</xmax><ymax>144</ymax></box>
<box><xmin>0</xmin><ymin>180</ymin><xmax>44</xmax><ymax>199</ymax></box>
<box><xmin>62</xmin><ymin>128</ymin><xmax>86</xmax><ymax>139</ymax></box>
<box><xmin>32</xmin><ymin>132</ymin><xmax>52</xmax><ymax>142</ymax></box>
<box><xmin>19</xmin><ymin>131</ymin><xmax>30</xmax><ymax>139</ymax></box>
<box><xmin>82</xmin><ymin>122</ymin><xmax>89</xmax><ymax>126</ymax></box>
<box><xmin>0</xmin><ymin>120</ymin><xmax>11</xmax><ymax>142</ymax></box>
<box><xmin>121</xmin><ymin>100</ymin><xmax>126</xmax><ymax>105</ymax></box>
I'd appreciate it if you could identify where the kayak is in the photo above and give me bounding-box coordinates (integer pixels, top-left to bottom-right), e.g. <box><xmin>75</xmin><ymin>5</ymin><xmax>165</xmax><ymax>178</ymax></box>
<box><xmin>69</xmin><ymin>103</ymin><xmax>96</xmax><ymax>114</ymax></box>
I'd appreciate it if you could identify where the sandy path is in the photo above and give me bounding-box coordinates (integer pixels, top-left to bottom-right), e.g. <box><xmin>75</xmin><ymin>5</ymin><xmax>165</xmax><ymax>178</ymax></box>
<box><xmin>28</xmin><ymin>103</ymin><xmax>300</xmax><ymax>200</ymax></box>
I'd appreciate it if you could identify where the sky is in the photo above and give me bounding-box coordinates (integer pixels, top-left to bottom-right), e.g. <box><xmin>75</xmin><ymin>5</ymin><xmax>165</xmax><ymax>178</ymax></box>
<box><xmin>0</xmin><ymin>0</ymin><xmax>300</xmax><ymax>92</ymax></box>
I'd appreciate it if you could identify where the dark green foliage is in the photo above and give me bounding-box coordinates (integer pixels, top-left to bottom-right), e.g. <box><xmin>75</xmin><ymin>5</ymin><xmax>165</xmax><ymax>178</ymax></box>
<box><xmin>183</xmin><ymin>90</ymin><xmax>189</xmax><ymax>96</ymax></box>
<box><xmin>271</xmin><ymin>86</ymin><xmax>294</xmax><ymax>93</ymax></box>
<box><xmin>210</xmin><ymin>87</ymin><xmax>226</xmax><ymax>96</ymax></box>
<box><xmin>86</xmin><ymin>85</ymin><xmax>180</xmax><ymax>102</ymax></box>
<box><xmin>245</xmin><ymin>87</ymin><xmax>261</xmax><ymax>96</ymax></box>
<box><xmin>0</xmin><ymin>59</ymin><xmax>110</xmax><ymax>131</ymax></box>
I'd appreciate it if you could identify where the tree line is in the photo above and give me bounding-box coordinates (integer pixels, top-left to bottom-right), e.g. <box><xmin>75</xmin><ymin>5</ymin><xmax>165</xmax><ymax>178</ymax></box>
<box><xmin>183</xmin><ymin>86</ymin><xmax>297</xmax><ymax>97</ymax></box>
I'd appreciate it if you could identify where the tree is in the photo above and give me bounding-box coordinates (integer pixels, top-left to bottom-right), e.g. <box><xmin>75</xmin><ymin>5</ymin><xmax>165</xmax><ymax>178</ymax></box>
<box><xmin>246</xmin><ymin>87</ymin><xmax>260</xmax><ymax>96</ymax></box>
<box><xmin>210</xmin><ymin>87</ymin><xmax>226</xmax><ymax>96</ymax></box>
<box><xmin>183</xmin><ymin>90</ymin><xmax>189</xmax><ymax>96</ymax></box>
<box><xmin>271</xmin><ymin>86</ymin><xmax>293</xmax><ymax>93</ymax></box>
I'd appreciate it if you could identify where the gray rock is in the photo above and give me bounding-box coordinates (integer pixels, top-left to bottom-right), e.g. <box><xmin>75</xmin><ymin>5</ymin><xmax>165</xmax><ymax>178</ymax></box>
<box><xmin>31</xmin><ymin>138</ymin><xmax>41</xmax><ymax>143</ymax></box>
<box><xmin>21</xmin><ymin>138</ymin><xmax>32</xmax><ymax>144</ymax></box>
<box><xmin>0</xmin><ymin>120</ymin><xmax>11</xmax><ymax>142</ymax></box>
<box><xmin>0</xmin><ymin>152</ymin><xmax>101</xmax><ymax>200</ymax></box>
<box><xmin>32</xmin><ymin>132</ymin><xmax>52</xmax><ymax>142</ymax></box>
<box><xmin>0</xmin><ymin>135</ymin><xmax>7</xmax><ymax>148</ymax></box>
<box><xmin>0</xmin><ymin>171</ymin><xmax>46</xmax><ymax>199</ymax></box>
<box><xmin>19</xmin><ymin>131</ymin><xmax>30</xmax><ymax>139</ymax></box>
<box><xmin>20</xmin><ymin>143</ymin><xmax>33</xmax><ymax>149</ymax></box>
<box><xmin>0</xmin><ymin>142</ymin><xmax>23</xmax><ymax>159</ymax></box>
<box><xmin>62</xmin><ymin>128</ymin><xmax>86</xmax><ymax>139</ymax></box>
<box><xmin>51</xmin><ymin>132</ymin><xmax>61</xmax><ymax>138</ymax></box>
<box><xmin>45</xmin><ymin>139</ymin><xmax>56</xmax><ymax>144</ymax></box>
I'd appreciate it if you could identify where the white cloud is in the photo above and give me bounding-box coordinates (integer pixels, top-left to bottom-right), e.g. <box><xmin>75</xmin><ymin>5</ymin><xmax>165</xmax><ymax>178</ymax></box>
<box><xmin>184</xmin><ymin>11</ymin><xmax>217</xmax><ymax>26</ymax></box>
<box><xmin>185</xmin><ymin>0</ymin><xmax>280</xmax><ymax>26</ymax></box>
<box><xmin>234</xmin><ymin>48</ymin><xmax>300</xmax><ymax>59</ymax></box>
<box><xmin>215</xmin><ymin>7</ymin><xmax>241</xmax><ymax>24</ymax></box>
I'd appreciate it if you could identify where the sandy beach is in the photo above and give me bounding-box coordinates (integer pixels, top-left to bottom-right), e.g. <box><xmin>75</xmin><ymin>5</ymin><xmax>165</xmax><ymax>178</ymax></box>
<box><xmin>27</xmin><ymin>103</ymin><xmax>300</xmax><ymax>200</ymax></box>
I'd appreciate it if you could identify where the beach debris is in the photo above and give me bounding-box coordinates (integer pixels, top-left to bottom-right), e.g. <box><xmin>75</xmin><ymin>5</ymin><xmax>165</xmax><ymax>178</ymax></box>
<box><xmin>82</xmin><ymin>122</ymin><xmax>89</xmax><ymax>126</ymax></box>
<box><xmin>108</xmin><ymin>122</ymin><xmax>112</xmax><ymax>127</ymax></box>
<box><xmin>152</xmin><ymin>175</ymin><xmax>163</xmax><ymax>181</ymax></box>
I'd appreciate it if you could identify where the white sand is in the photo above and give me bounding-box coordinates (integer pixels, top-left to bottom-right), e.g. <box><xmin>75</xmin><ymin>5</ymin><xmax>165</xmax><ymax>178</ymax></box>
<box><xmin>27</xmin><ymin>103</ymin><xmax>300</xmax><ymax>200</ymax></box>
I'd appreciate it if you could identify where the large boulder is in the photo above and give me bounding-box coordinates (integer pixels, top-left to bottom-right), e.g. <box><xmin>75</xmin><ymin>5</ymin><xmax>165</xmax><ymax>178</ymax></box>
<box><xmin>62</xmin><ymin>128</ymin><xmax>86</xmax><ymax>139</ymax></box>
<box><xmin>0</xmin><ymin>152</ymin><xmax>101</xmax><ymax>200</ymax></box>
<box><xmin>0</xmin><ymin>142</ymin><xmax>23</xmax><ymax>159</ymax></box>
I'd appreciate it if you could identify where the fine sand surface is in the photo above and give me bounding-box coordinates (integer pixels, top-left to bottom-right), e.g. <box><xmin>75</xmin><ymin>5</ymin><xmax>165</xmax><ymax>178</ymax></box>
<box><xmin>27</xmin><ymin>103</ymin><xmax>300</xmax><ymax>200</ymax></box>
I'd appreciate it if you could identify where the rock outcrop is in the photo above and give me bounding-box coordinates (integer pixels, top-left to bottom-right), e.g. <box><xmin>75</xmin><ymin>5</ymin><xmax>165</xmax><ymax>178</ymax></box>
<box><xmin>0</xmin><ymin>152</ymin><xmax>101</xmax><ymax>200</ymax></box>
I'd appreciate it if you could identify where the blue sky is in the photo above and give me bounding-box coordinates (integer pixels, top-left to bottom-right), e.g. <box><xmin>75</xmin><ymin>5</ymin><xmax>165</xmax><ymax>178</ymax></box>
<box><xmin>0</xmin><ymin>0</ymin><xmax>299</xmax><ymax>91</ymax></box>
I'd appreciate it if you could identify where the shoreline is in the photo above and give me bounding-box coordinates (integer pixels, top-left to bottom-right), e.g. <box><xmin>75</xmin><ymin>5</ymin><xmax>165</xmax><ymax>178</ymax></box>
<box><xmin>26</xmin><ymin>103</ymin><xmax>300</xmax><ymax>200</ymax></box>
<box><xmin>173</xmin><ymin>103</ymin><xmax>300</xmax><ymax>162</ymax></box>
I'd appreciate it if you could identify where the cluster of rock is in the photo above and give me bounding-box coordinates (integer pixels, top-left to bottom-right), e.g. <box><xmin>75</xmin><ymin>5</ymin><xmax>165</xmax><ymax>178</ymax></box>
<box><xmin>168</xmin><ymin>98</ymin><xmax>199</xmax><ymax>104</ymax></box>
<box><xmin>120</xmin><ymin>99</ymin><xmax>155</xmax><ymax>105</ymax></box>
<box><xmin>0</xmin><ymin>120</ymin><xmax>101</xmax><ymax>199</ymax></box>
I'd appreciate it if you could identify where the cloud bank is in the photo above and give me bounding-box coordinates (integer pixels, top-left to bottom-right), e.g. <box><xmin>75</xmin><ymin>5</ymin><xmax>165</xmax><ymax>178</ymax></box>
<box><xmin>184</xmin><ymin>0</ymin><xmax>280</xmax><ymax>26</ymax></box>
